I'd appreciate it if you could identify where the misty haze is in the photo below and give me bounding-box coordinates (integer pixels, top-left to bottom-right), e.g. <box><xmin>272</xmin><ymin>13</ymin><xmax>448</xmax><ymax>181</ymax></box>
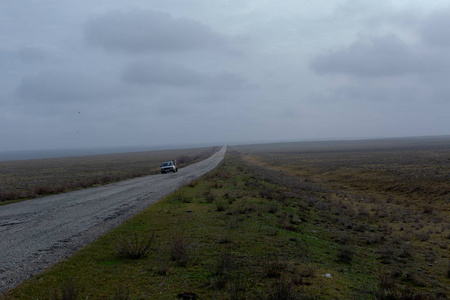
<box><xmin>1</xmin><ymin>1</ymin><xmax>449</xmax><ymax>299</ymax></box>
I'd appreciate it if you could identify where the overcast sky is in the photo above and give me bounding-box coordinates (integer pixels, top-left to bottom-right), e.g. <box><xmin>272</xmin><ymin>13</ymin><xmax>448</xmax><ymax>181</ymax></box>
<box><xmin>1</xmin><ymin>0</ymin><xmax>450</xmax><ymax>152</ymax></box>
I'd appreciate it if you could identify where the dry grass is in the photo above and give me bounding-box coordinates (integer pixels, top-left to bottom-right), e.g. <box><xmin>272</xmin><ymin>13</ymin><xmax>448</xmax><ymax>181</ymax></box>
<box><xmin>234</xmin><ymin>137</ymin><xmax>450</xmax><ymax>297</ymax></box>
<box><xmin>4</xmin><ymin>143</ymin><xmax>449</xmax><ymax>299</ymax></box>
<box><xmin>0</xmin><ymin>146</ymin><xmax>218</xmax><ymax>203</ymax></box>
<box><xmin>115</xmin><ymin>230</ymin><xmax>156</xmax><ymax>259</ymax></box>
<box><xmin>169</xmin><ymin>235</ymin><xmax>193</xmax><ymax>267</ymax></box>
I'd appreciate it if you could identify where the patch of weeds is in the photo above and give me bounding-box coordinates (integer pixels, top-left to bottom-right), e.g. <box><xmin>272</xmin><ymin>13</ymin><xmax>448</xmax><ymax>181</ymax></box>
<box><xmin>335</xmin><ymin>233</ymin><xmax>351</xmax><ymax>245</ymax></box>
<box><xmin>212</xmin><ymin>252</ymin><xmax>236</xmax><ymax>277</ymax></box>
<box><xmin>416</xmin><ymin>231</ymin><xmax>430</xmax><ymax>242</ymax></box>
<box><xmin>235</xmin><ymin>202</ymin><xmax>257</xmax><ymax>215</ymax></box>
<box><xmin>398</xmin><ymin>243</ymin><xmax>414</xmax><ymax>259</ymax></box>
<box><xmin>218</xmin><ymin>233</ymin><xmax>232</xmax><ymax>244</ymax></box>
<box><xmin>228</xmin><ymin>216</ymin><xmax>240</xmax><ymax>229</ymax></box>
<box><xmin>289</xmin><ymin>213</ymin><xmax>302</xmax><ymax>225</ymax></box>
<box><xmin>50</xmin><ymin>277</ymin><xmax>80</xmax><ymax>300</ymax></box>
<box><xmin>187</xmin><ymin>180</ymin><xmax>198</xmax><ymax>188</ymax></box>
<box><xmin>215</xmin><ymin>199</ymin><xmax>228</xmax><ymax>212</ymax></box>
<box><xmin>115</xmin><ymin>230</ymin><xmax>155</xmax><ymax>259</ymax></box>
<box><xmin>300</xmin><ymin>265</ymin><xmax>316</xmax><ymax>278</ymax></box>
<box><xmin>203</xmin><ymin>190</ymin><xmax>215</xmax><ymax>203</ymax></box>
<box><xmin>295</xmin><ymin>241</ymin><xmax>311</xmax><ymax>262</ymax></box>
<box><xmin>373</xmin><ymin>274</ymin><xmax>429</xmax><ymax>300</ymax></box>
<box><xmin>337</xmin><ymin>245</ymin><xmax>355</xmax><ymax>264</ymax></box>
<box><xmin>265</xmin><ymin>226</ymin><xmax>279</xmax><ymax>237</ymax></box>
<box><xmin>156</xmin><ymin>256</ymin><xmax>171</xmax><ymax>276</ymax></box>
<box><xmin>0</xmin><ymin>190</ymin><xmax>26</xmax><ymax>202</ymax></box>
<box><xmin>112</xmin><ymin>285</ymin><xmax>131</xmax><ymax>300</ymax></box>
<box><xmin>169</xmin><ymin>235</ymin><xmax>192</xmax><ymax>267</ymax></box>
<box><xmin>259</xmin><ymin>187</ymin><xmax>276</xmax><ymax>200</ymax></box>
<box><xmin>172</xmin><ymin>191</ymin><xmax>192</xmax><ymax>203</ymax></box>
<box><xmin>223</xmin><ymin>192</ymin><xmax>236</xmax><ymax>204</ymax></box>
<box><xmin>207</xmin><ymin>252</ymin><xmax>237</xmax><ymax>291</ymax></box>
<box><xmin>229</xmin><ymin>278</ymin><xmax>247</xmax><ymax>300</ymax></box>
<box><xmin>278</xmin><ymin>212</ymin><xmax>301</xmax><ymax>232</ymax></box>
<box><xmin>281</xmin><ymin>224</ymin><xmax>300</xmax><ymax>233</ymax></box>
<box><xmin>374</xmin><ymin>273</ymin><xmax>397</xmax><ymax>299</ymax></box>
<box><xmin>422</xmin><ymin>205</ymin><xmax>434</xmax><ymax>214</ymax></box>
<box><xmin>402</xmin><ymin>271</ymin><xmax>427</xmax><ymax>287</ymax></box>
<box><xmin>379</xmin><ymin>243</ymin><xmax>396</xmax><ymax>264</ymax></box>
<box><xmin>209</xmin><ymin>275</ymin><xmax>229</xmax><ymax>291</ymax></box>
<box><xmin>365</xmin><ymin>233</ymin><xmax>385</xmax><ymax>245</ymax></box>
<box><xmin>263</xmin><ymin>276</ymin><xmax>300</xmax><ymax>300</ymax></box>
<box><xmin>210</xmin><ymin>180</ymin><xmax>223</xmax><ymax>189</ymax></box>
<box><xmin>262</xmin><ymin>254</ymin><xmax>286</xmax><ymax>278</ymax></box>
<box><xmin>267</xmin><ymin>202</ymin><xmax>279</xmax><ymax>214</ymax></box>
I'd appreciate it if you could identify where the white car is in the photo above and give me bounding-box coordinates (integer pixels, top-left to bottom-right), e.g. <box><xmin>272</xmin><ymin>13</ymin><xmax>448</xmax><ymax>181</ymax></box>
<box><xmin>160</xmin><ymin>161</ymin><xmax>178</xmax><ymax>174</ymax></box>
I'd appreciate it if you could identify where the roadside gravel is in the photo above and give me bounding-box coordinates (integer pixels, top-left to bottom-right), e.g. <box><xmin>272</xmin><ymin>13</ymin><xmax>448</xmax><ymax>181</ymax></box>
<box><xmin>0</xmin><ymin>146</ymin><xmax>226</xmax><ymax>294</ymax></box>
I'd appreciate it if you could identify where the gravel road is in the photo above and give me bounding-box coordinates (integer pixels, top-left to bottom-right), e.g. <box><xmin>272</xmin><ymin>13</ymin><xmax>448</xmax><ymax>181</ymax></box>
<box><xmin>0</xmin><ymin>146</ymin><xmax>226</xmax><ymax>294</ymax></box>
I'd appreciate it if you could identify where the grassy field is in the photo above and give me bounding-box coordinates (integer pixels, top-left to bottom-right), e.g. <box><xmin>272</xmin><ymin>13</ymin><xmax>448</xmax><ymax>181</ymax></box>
<box><xmin>0</xmin><ymin>146</ymin><xmax>219</xmax><ymax>204</ymax></box>
<box><xmin>2</xmin><ymin>139</ymin><xmax>449</xmax><ymax>299</ymax></box>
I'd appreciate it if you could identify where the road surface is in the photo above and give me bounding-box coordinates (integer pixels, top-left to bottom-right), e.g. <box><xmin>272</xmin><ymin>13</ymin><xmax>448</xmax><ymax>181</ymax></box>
<box><xmin>0</xmin><ymin>146</ymin><xmax>226</xmax><ymax>293</ymax></box>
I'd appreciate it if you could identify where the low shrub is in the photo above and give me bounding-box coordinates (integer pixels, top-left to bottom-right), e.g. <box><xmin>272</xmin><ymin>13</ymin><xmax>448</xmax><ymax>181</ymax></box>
<box><xmin>187</xmin><ymin>180</ymin><xmax>198</xmax><ymax>188</ymax></box>
<box><xmin>228</xmin><ymin>216</ymin><xmax>240</xmax><ymax>229</ymax></box>
<box><xmin>0</xmin><ymin>190</ymin><xmax>25</xmax><ymax>202</ymax></box>
<box><xmin>218</xmin><ymin>233</ymin><xmax>232</xmax><ymax>244</ymax></box>
<box><xmin>379</xmin><ymin>243</ymin><xmax>395</xmax><ymax>264</ymax></box>
<box><xmin>169</xmin><ymin>235</ymin><xmax>192</xmax><ymax>267</ymax></box>
<box><xmin>172</xmin><ymin>191</ymin><xmax>192</xmax><ymax>203</ymax></box>
<box><xmin>112</xmin><ymin>285</ymin><xmax>131</xmax><ymax>300</ymax></box>
<box><xmin>215</xmin><ymin>199</ymin><xmax>227</xmax><ymax>212</ymax></box>
<box><xmin>116</xmin><ymin>230</ymin><xmax>155</xmax><ymax>259</ymax></box>
<box><xmin>50</xmin><ymin>278</ymin><xmax>79</xmax><ymax>300</ymax></box>
<box><xmin>374</xmin><ymin>274</ymin><xmax>429</xmax><ymax>300</ymax></box>
<box><xmin>337</xmin><ymin>245</ymin><xmax>355</xmax><ymax>264</ymax></box>
<box><xmin>263</xmin><ymin>276</ymin><xmax>298</xmax><ymax>300</ymax></box>
<box><xmin>203</xmin><ymin>190</ymin><xmax>215</xmax><ymax>203</ymax></box>
<box><xmin>212</xmin><ymin>252</ymin><xmax>236</xmax><ymax>277</ymax></box>
<box><xmin>267</xmin><ymin>202</ymin><xmax>279</xmax><ymax>214</ymax></box>
<box><xmin>262</xmin><ymin>254</ymin><xmax>286</xmax><ymax>278</ymax></box>
<box><xmin>156</xmin><ymin>257</ymin><xmax>171</xmax><ymax>276</ymax></box>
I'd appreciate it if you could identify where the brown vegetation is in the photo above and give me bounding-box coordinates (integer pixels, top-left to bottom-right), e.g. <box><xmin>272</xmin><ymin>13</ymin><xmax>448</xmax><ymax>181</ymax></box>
<box><xmin>0</xmin><ymin>146</ymin><xmax>218</xmax><ymax>203</ymax></box>
<box><xmin>233</xmin><ymin>137</ymin><xmax>450</xmax><ymax>297</ymax></box>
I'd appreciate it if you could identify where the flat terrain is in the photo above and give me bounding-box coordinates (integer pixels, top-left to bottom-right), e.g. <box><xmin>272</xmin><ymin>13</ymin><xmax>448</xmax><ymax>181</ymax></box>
<box><xmin>0</xmin><ymin>146</ymin><xmax>219</xmax><ymax>203</ymax></box>
<box><xmin>2</xmin><ymin>137</ymin><xmax>449</xmax><ymax>299</ymax></box>
<box><xmin>236</xmin><ymin>136</ymin><xmax>450</xmax><ymax>203</ymax></box>
<box><xmin>0</xmin><ymin>146</ymin><xmax>225</xmax><ymax>293</ymax></box>
<box><xmin>235</xmin><ymin>136</ymin><xmax>450</xmax><ymax>297</ymax></box>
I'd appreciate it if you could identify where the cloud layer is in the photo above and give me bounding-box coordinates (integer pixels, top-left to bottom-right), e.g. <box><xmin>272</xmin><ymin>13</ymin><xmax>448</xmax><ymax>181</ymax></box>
<box><xmin>85</xmin><ymin>10</ymin><xmax>226</xmax><ymax>54</ymax></box>
<box><xmin>0</xmin><ymin>1</ymin><xmax>449</xmax><ymax>152</ymax></box>
<box><xmin>311</xmin><ymin>35</ymin><xmax>440</xmax><ymax>77</ymax></box>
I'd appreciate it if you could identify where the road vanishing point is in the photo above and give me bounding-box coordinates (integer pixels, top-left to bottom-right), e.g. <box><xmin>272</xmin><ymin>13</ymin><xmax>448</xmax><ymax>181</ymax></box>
<box><xmin>0</xmin><ymin>146</ymin><xmax>226</xmax><ymax>294</ymax></box>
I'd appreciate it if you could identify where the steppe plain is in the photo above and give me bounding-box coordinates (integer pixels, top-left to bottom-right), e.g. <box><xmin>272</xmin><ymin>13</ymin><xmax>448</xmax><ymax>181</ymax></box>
<box><xmin>1</xmin><ymin>137</ymin><xmax>449</xmax><ymax>299</ymax></box>
<box><xmin>0</xmin><ymin>147</ymin><xmax>219</xmax><ymax>204</ymax></box>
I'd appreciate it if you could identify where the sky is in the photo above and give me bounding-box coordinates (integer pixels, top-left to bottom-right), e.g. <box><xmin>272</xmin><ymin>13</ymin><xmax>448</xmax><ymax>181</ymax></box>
<box><xmin>1</xmin><ymin>0</ymin><xmax>450</xmax><ymax>152</ymax></box>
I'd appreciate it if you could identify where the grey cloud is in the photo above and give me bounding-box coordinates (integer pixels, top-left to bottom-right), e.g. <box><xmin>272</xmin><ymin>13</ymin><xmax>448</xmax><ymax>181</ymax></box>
<box><xmin>122</xmin><ymin>60</ymin><xmax>251</xmax><ymax>92</ymax></box>
<box><xmin>420</xmin><ymin>10</ymin><xmax>450</xmax><ymax>48</ymax></box>
<box><xmin>0</xmin><ymin>46</ymin><xmax>46</xmax><ymax>65</ymax></box>
<box><xmin>17</xmin><ymin>70</ymin><xmax>123</xmax><ymax>103</ymax></box>
<box><xmin>311</xmin><ymin>35</ymin><xmax>440</xmax><ymax>77</ymax></box>
<box><xmin>122</xmin><ymin>60</ymin><xmax>205</xmax><ymax>86</ymax></box>
<box><xmin>17</xmin><ymin>47</ymin><xmax>47</xmax><ymax>63</ymax></box>
<box><xmin>209</xmin><ymin>71</ymin><xmax>248</xmax><ymax>90</ymax></box>
<box><xmin>85</xmin><ymin>10</ymin><xmax>226</xmax><ymax>54</ymax></box>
